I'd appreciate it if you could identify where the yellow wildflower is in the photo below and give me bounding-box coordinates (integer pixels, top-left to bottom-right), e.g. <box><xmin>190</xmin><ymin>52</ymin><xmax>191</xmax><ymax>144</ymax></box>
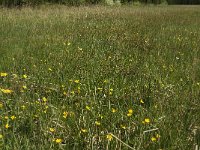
<box><xmin>109</xmin><ymin>88</ymin><xmax>113</xmax><ymax>95</ymax></box>
<box><xmin>97</xmin><ymin>87</ymin><xmax>103</xmax><ymax>91</ymax></box>
<box><xmin>81</xmin><ymin>128</ymin><xmax>88</xmax><ymax>133</ymax></box>
<box><xmin>127</xmin><ymin>109</ymin><xmax>133</xmax><ymax>117</ymax></box>
<box><xmin>112</xmin><ymin>108</ymin><xmax>117</xmax><ymax>113</ymax></box>
<box><xmin>63</xmin><ymin>111</ymin><xmax>68</xmax><ymax>118</ymax></box>
<box><xmin>49</xmin><ymin>128</ymin><xmax>55</xmax><ymax>133</ymax></box>
<box><xmin>98</xmin><ymin>114</ymin><xmax>103</xmax><ymax>119</ymax></box>
<box><xmin>42</xmin><ymin>97</ymin><xmax>47</xmax><ymax>102</ymax></box>
<box><xmin>145</xmin><ymin>118</ymin><xmax>150</xmax><ymax>123</ymax></box>
<box><xmin>151</xmin><ymin>137</ymin><xmax>157</xmax><ymax>142</ymax></box>
<box><xmin>86</xmin><ymin>106</ymin><xmax>91</xmax><ymax>111</ymax></box>
<box><xmin>63</xmin><ymin>91</ymin><xmax>67</xmax><ymax>96</ymax></box>
<box><xmin>140</xmin><ymin>99</ymin><xmax>144</xmax><ymax>104</ymax></box>
<box><xmin>55</xmin><ymin>138</ymin><xmax>62</xmax><ymax>143</ymax></box>
<box><xmin>11</xmin><ymin>115</ymin><xmax>16</xmax><ymax>120</ymax></box>
<box><xmin>5</xmin><ymin>123</ymin><xmax>9</xmax><ymax>129</ymax></box>
<box><xmin>127</xmin><ymin>113</ymin><xmax>132</xmax><ymax>117</ymax></box>
<box><xmin>104</xmin><ymin>80</ymin><xmax>108</xmax><ymax>83</ymax></box>
<box><xmin>1</xmin><ymin>89</ymin><xmax>13</xmax><ymax>94</ymax></box>
<box><xmin>1</xmin><ymin>72</ymin><xmax>8</xmax><ymax>77</ymax></box>
<box><xmin>22</xmin><ymin>85</ymin><xmax>27</xmax><ymax>89</ymax></box>
<box><xmin>120</xmin><ymin>124</ymin><xmax>126</xmax><ymax>129</ymax></box>
<box><xmin>128</xmin><ymin>109</ymin><xmax>133</xmax><ymax>114</ymax></box>
<box><xmin>142</xmin><ymin>118</ymin><xmax>150</xmax><ymax>124</ymax></box>
<box><xmin>95</xmin><ymin>121</ymin><xmax>101</xmax><ymax>126</ymax></box>
<box><xmin>21</xmin><ymin>105</ymin><xmax>26</xmax><ymax>110</ymax></box>
<box><xmin>106</xmin><ymin>134</ymin><xmax>113</xmax><ymax>141</ymax></box>
<box><xmin>23</xmin><ymin>74</ymin><xmax>27</xmax><ymax>79</ymax></box>
<box><xmin>74</xmin><ymin>80</ymin><xmax>80</xmax><ymax>83</ymax></box>
<box><xmin>156</xmin><ymin>134</ymin><xmax>160</xmax><ymax>138</ymax></box>
<box><xmin>5</xmin><ymin>116</ymin><xmax>8</xmax><ymax>119</ymax></box>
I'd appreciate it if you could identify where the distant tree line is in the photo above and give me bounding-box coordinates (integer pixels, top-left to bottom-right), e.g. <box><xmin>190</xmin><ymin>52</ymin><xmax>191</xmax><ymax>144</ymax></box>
<box><xmin>0</xmin><ymin>0</ymin><xmax>199</xmax><ymax>7</ymax></box>
<box><xmin>121</xmin><ymin>0</ymin><xmax>200</xmax><ymax>4</ymax></box>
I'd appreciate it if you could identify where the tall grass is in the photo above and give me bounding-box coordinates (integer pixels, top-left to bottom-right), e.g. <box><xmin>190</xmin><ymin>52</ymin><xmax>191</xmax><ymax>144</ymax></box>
<box><xmin>0</xmin><ymin>5</ymin><xmax>200</xmax><ymax>150</ymax></box>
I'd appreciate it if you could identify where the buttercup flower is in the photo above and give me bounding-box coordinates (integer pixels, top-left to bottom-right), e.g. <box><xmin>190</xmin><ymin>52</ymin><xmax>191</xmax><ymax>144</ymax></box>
<box><xmin>1</xmin><ymin>72</ymin><xmax>8</xmax><ymax>77</ymax></box>
<box><xmin>1</xmin><ymin>89</ymin><xmax>13</xmax><ymax>94</ymax></box>
<box><xmin>106</xmin><ymin>134</ymin><xmax>113</xmax><ymax>141</ymax></box>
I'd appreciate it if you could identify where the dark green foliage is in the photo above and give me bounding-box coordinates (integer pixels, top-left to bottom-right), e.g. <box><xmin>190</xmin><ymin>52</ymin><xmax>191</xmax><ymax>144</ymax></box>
<box><xmin>0</xmin><ymin>0</ymin><xmax>105</xmax><ymax>7</ymax></box>
<box><xmin>0</xmin><ymin>0</ymin><xmax>200</xmax><ymax>6</ymax></box>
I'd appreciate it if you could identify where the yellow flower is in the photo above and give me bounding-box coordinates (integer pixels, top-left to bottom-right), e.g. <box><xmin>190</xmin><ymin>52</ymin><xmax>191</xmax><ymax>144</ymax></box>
<box><xmin>86</xmin><ymin>106</ymin><xmax>91</xmax><ymax>111</ymax></box>
<box><xmin>106</xmin><ymin>134</ymin><xmax>113</xmax><ymax>141</ymax></box>
<box><xmin>151</xmin><ymin>137</ymin><xmax>157</xmax><ymax>142</ymax></box>
<box><xmin>127</xmin><ymin>113</ymin><xmax>132</xmax><ymax>117</ymax></box>
<box><xmin>81</xmin><ymin>128</ymin><xmax>88</xmax><ymax>133</ymax></box>
<box><xmin>142</xmin><ymin>118</ymin><xmax>150</xmax><ymax>124</ymax></box>
<box><xmin>95</xmin><ymin>121</ymin><xmax>101</xmax><ymax>126</ymax></box>
<box><xmin>55</xmin><ymin>138</ymin><xmax>62</xmax><ymax>143</ymax></box>
<box><xmin>120</xmin><ymin>124</ymin><xmax>126</xmax><ymax>129</ymax></box>
<box><xmin>22</xmin><ymin>85</ymin><xmax>27</xmax><ymax>89</ymax></box>
<box><xmin>98</xmin><ymin>114</ymin><xmax>103</xmax><ymax>119</ymax></box>
<box><xmin>97</xmin><ymin>88</ymin><xmax>103</xmax><ymax>91</ymax></box>
<box><xmin>144</xmin><ymin>118</ymin><xmax>150</xmax><ymax>123</ymax></box>
<box><xmin>11</xmin><ymin>115</ymin><xmax>16</xmax><ymax>120</ymax></box>
<box><xmin>112</xmin><ymin>108</ymin><xmax>117</xmax><ymax>113</ymax></box>
<box><xmin>109</xmin><ymin>88</ymin><xmax>113</xmax><ymax>95</ymax></box>
<box><xmin>156</xmin><ymin>134</ymin><xmax>160</xmax><ymax>138</ymax></box>
<box><xmin>103</xmin><ymin>80</ymin><xmax>108</xmax><ymax>83</ymax></box>
<box><xmin>128</xmin><ymin>109</ymin><xmax>133</xmax><ymax>114</ymax></box>
<box><xmin>23</xmin><ymin>74</ymin><xmax>27</xmax><ymax>79</ymax></box>
<box><xmin>5</xmin><ymin>116</ymin><xmax>9</xmax><ymax>119</ymax></box>
<box><xmin>63</xmin><ymin>91</ymin><xmax>67</xmax><ymax>96</ymax></box>
<box><xmin>1</xmin><ymin>89</ymin><xmax>13</xmax><ymax>94</ymax></box>
<box><xmin>127</xmin><ymin>109</ymin><xmax>133</xmax><ymax>117</ymax></box>
<box><xmin>140</xmin><ymin>99</ymin><xmax>144</xmax><ymax>104</ymax></box>
<box><xmin>5</xmin><ymin>123</ymin><xmax>9</xmax><ymax>129</ymax></box>
<box><xmin>63</xmin><ymin>111</ymin><xmax>68</xmax><ymax>118</ymax></box>
<box><xmin>42</xmin><ymin>97</ymin><xmax>47</xmax><ymax>102</ymax></box>
<box><xmin>21</xmin><ymin>105</ymin><xmax>26</xmax><ymax>110</ymax></box>
<box><xmin>74</xmin><ymin>80</ymin><xmax>80</xmax><ymax>83</ymax></box>
<box><xmin>1</xmin><ymin>72</ymin><xmax>8</xmax><ymax>77</ymax></box>
<box><xmin>49</xmin><ymin>128</ymin><xmax>55</xmax><ymax>132</ymax></box>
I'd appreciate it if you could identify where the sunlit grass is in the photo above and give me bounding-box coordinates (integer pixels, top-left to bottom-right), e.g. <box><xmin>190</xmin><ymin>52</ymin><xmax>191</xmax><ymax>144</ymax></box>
<box><xmin>0</xmin><ymin>5</ymin><xmax>200</xmax><ymax>150</ymax></box>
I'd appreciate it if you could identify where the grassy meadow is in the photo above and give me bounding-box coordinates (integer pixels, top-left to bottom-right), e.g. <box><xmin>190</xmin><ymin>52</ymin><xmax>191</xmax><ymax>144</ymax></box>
<box><xmin>0</xmin><ymin>5</ymin><xmax>200</xmax><ymax>150</ymax></box>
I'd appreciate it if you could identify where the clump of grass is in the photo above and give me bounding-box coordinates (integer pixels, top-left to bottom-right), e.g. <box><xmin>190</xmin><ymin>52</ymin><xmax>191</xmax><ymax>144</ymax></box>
<box><xmin>0</xmin><ymin>5</ymin><xmax>200</xmax><ymax>150</ymax></box>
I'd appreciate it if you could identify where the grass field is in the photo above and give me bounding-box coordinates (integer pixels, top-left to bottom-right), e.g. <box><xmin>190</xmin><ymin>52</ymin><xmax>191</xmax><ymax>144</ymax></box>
<box><xmin>0</xmin><ymin>5</ymin><xmax>200</xmax><ymax>150</ymax></box>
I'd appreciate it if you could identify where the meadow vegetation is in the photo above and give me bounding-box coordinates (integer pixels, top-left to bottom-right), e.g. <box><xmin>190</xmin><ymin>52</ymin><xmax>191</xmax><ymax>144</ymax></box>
<box><xmin>0</xmin><ymin>5</ymin><xmax>200</xmax><ymax>150</ymax></box>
